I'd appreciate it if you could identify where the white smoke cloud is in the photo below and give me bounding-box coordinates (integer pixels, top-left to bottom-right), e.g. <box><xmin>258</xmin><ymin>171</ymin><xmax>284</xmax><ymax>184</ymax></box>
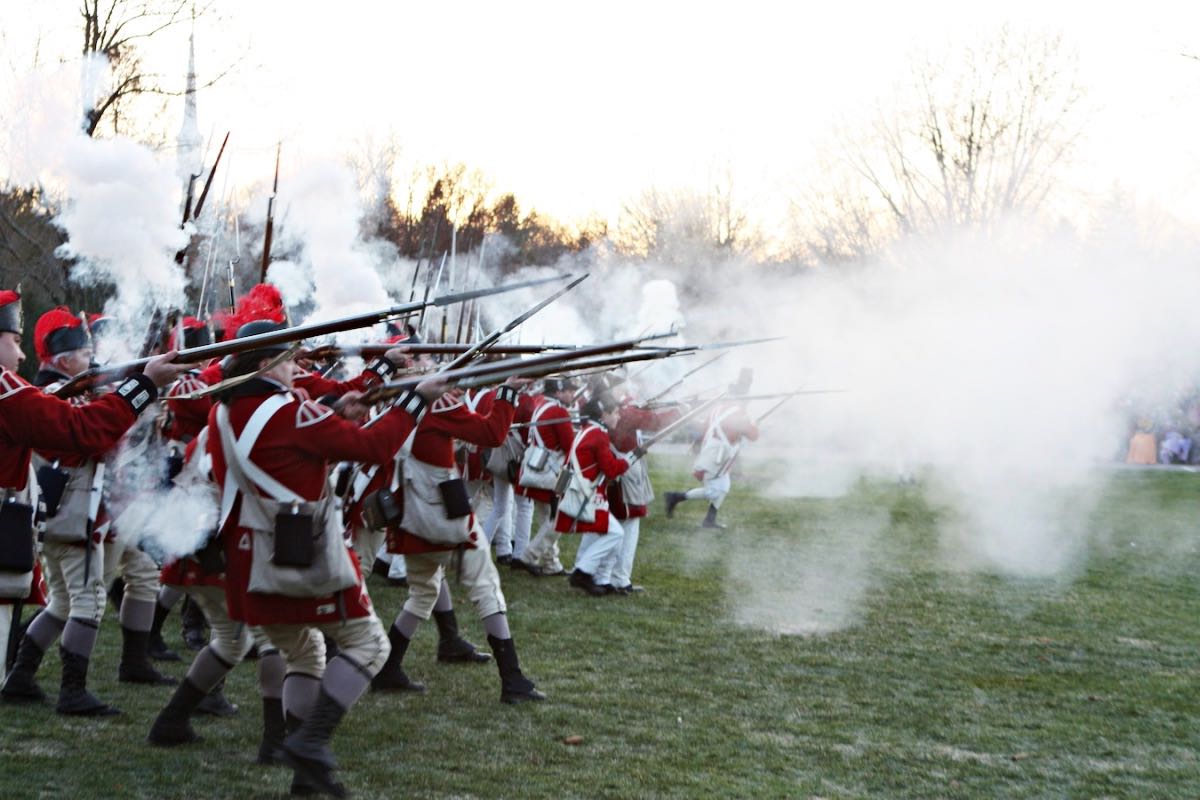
<box><xmin>271</xmin><ymin>159</ymin><xmax>395</xmax><ymax>328</ymax></box>
<box><xmin>2</xmin><ymin>58</ymin><xmax>189</xmax><ymax>358</ymax></box>
<box><xmin>687</xmin><ymin>215</ymin><xmax>1200</xmax><ymax>598</ymax></box>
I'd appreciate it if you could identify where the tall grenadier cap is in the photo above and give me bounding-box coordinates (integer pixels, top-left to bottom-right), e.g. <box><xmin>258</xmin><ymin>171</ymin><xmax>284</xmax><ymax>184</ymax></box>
<box><xmin>0</xmin><ymin>290</ymin><xmax>22</xmax><ymax>335</ymax></box>
<box><xmin>34</xmin><ymin>307</ymin><xmax>89</xmax><ymax>361</ymax></box>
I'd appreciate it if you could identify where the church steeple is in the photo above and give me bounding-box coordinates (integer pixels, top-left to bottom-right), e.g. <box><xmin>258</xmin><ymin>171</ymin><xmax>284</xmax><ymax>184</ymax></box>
<box><xmin>176</xmin><ymin>30</ymin><xmax>203</xmax><ymax>187</ymax></box>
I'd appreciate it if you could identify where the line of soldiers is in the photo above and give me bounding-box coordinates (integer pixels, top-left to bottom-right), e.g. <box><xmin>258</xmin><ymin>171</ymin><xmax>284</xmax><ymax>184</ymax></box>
<box><xmin>0</xmin><ymin>285</ymin><xmax>760</xmax><ymax>797</ymax></box>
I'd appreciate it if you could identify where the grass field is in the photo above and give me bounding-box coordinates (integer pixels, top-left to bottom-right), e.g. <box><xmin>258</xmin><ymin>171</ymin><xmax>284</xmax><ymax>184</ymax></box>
<box><xmin>2</xmin><ymin>459</ymin><xmax>1199</xmax><ymax>799</ymax></box>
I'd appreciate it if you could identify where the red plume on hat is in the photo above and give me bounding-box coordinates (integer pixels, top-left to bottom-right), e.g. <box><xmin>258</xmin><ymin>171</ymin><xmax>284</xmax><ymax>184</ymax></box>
<box><xmin>34</xmin><ymin>306</ymin><xmax>85</xmax><ymax>362</ymax></box>
<box><xmin>238</xmin><ymin>284</ymin><xmax>285</xmax><ymax>324</ymax></box>
<box><xmin>225</xmin><ymin>283</ymin><xmax>286</xmax><ymax>340</ymax></box>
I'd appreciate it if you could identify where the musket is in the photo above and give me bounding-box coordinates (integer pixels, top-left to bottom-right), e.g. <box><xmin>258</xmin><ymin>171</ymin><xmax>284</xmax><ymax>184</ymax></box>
<box><xmin>440</xmin><ymin>273</ymin><xmax>589</xmax><ymax>372</ymax></box>
<box><xmin>736</xmin><ymin>390</ymin><xmax>848</xmax><ymax>402</ymax></box>
<box><xmin>456</xmin><ymin>348</ymin><xmax>686</xmax><ymax>391</ymax></box>
<box><xmin>643</xmin><ymin>352</ymin><xmax>729</xmax><ymax>405</ymax></box>
<box><xmin>627</xmin><ymin>393</ymin><xmax>726</xmax><ymax>461</ymax></box>
<box><xmin>191</xmin><ymin>131</ymin><xmax>229</xmax><ymax>222</ymax></box>
<box><xmin>54</xmin><ymin>274</ymin><xmax>571</xmax><ymax>399</ymax></box>
<box><xmin>510</xmin><ymin>415</ymin><xmax>583</xmax><ymax>430</ymax></box>
<box><xmin>227</xmin><ymin>213</ymin><xmax>240</xmax><ymax>311</ymax></box>
<box><xmin>170</xmin><ymin>344</ymin><xmax>303</xmax><ymax>401</ymax></box>
<box><xmin>755</xmin><ymin>396</ymin><xmax>792</xmax><ymax>425</ymax></box>
<box><xmin>298</xmin><ymin>342</ymin><xmax>581</xmax><ymax>361</ymax></box>
<box><xmin>259</xmin><ymin>142</ymin><xmax>281</xmax><ymax>283</ymax></box>
<box><xmin>359</xmin><ymin>332</ymin><xmax>678</xmax><ymax>404</ymax></box>
<box><xmin>417</xmin><ymin>252</ymin><xmax>447</xmax><ymax>334</ymax></box>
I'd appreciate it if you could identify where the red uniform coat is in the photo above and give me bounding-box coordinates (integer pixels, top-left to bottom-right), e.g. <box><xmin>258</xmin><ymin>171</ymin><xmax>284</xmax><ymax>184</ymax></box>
<box><xmin>164</xmin><ymin>366</ymin><xmax>216</xmax><ymax>442</ymax></box>
<box><xmin>513</xmin><ymin>396</ymin><xmax>574</xmax><ymax>504</ymax></box>
<box><xmin>607</xmin><ymin>404</ymin><xmax>678</xmax><ymax>520</ymax></box>
<box><xmin>207</xmin><ymin>382</ymin><xmax>425</xmax><ymax>625</ymax></box>
<box><xmin>168</xmin><ymin>361</ymin><xmax>386</xmax><ymax>443</ymax></box>
<box><xmin>456</xmin><ymin>388</ymin><xmax>495</xmax><ymax>481</ymax></box>
<box><xmin>387</xmin><ymin>387</ymin><xmax>517</xmax><ymax>555</ymax></box>
<box><xmin>0</xmin><ymin>367</ymin><xmax>154</xmax><ymax>604</ymax></box>
<box><xmin>555</xmin><ymin>423</ymin><xmax>630</xmax><ymax>534</ymax></box>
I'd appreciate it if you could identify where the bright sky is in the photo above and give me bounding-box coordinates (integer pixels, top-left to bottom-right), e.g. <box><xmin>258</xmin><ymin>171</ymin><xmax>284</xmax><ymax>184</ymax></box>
<box><xmin>4</xmin><ymin>0</ymin><xmax>1200</xmax><ymax>228</ymax></box>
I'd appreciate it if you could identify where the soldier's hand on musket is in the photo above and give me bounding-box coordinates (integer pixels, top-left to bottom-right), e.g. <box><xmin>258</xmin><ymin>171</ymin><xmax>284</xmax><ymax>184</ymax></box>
<box><xmin>504</xmin><ymin>376</ymin><xmax>534</xmax><ymax>389</ymax></box>
<box><xmin>384</xmin><ymin>346</ymin><xmax>414</xmax><ymax>368</ymax></box>
<box><xmin>143</xmin><ymin>351</ymin><xmax>195</xmax><ymax>388</ymax></box>
<box><xmin>333</xmin><ymin>391</ymin><xmax>371</xmax><ymax>422</ymax></box>
<box><xmin>415</xmin><ymin>375</ymin><xmax>452</xmax><ymax>402</ymax></box>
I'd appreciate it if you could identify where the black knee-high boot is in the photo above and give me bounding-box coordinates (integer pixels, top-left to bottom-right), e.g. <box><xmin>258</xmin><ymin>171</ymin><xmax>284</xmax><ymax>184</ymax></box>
<box><xmin>433</xmin><ymin>609</ymin><xmax>490</xmax><ymax>664</ymax></box>
<box><xmin>1</xmin><ymin>636</ymin><xmax>46</xmax><ymax>702</ymax></box>
<box><xmin>370</xmin><ymin>624</ymin><xmax>426</xmax><ymax>693</ymax></box>
<box><xmin>488</xmin><ymin>635</ymin><xmax>545</xmax><ymax>704</ymax></box>
<box><xmin>280</xmin><ymin>692</ymin><xmax>348</xmax><ymax>798</ymax></box>
<box><xmin>57</xmin><ymin>646</ymin><xmax>120</xmax><ymax>716</ymax></box>
<box><xmin>146</xmin><ymin>679</ymin><xmax>207</xmax><ymax>745</ymax></box>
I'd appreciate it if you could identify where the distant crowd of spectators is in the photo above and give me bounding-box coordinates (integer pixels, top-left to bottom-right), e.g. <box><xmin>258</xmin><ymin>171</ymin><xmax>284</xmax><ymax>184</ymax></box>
<box><xmin>1124</xmin><ymin>395</ymin><xmax>1200</xmax><ymax>465</ymax></box>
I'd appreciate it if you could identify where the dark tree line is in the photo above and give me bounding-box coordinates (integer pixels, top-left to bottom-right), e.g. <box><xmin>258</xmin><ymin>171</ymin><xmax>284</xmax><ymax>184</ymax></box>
<box><xmin>364</xmin><ymin>165</ymin><xmax>606</xmax><ymax>274</ymax></box>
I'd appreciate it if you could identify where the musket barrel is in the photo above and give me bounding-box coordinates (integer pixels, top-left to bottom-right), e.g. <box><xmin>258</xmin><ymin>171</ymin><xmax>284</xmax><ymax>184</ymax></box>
<box><xmin>52</xmin><ymin>273</ymin><xmax>572</xmax><ymax>398</ymax></box>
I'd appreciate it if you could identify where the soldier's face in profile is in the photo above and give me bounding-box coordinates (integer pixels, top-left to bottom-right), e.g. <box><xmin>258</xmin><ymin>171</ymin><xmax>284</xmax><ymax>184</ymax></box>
<box><xmin>261</xmin><ymin>356</ymin><xmax>297</xmax><ymax>388</ymax></box>
<box><xmin>55</xmin><ymin>348</ymin><xmax>92</xmax><ymax>377</ymax></box>
<box><xmin>0</xmin><ymin>332</ymin><xmax>23</xmax><ymax>372</ymax></box>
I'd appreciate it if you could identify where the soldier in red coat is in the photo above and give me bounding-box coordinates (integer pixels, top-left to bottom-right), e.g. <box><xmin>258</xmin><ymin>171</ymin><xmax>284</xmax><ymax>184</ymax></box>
<box><xmin>148</xmin><ymin>427</ymin><xmax>289</xmax><ymax>760</ymax></box>
<box><xmin>558</xmin><ymin>394</ymin><xmax>635</xmax><ymax>596</ymax></box>
<box><xmin>664</xmin><ymin>397</ymin><xmax>759</xmax><ymax>529</ymax></box>
<box><xmin>28</xmin><ymin>309</ymin><xmax>180</xmax><ymax>693</ymax></box>
<box><xmin>373</xmin><ymin>380</ymin><xmax>544</xmax><ymax>704</ymax></box>
<box><xmin>516</xmin><ymin>378</ymin><xmax>577</xmax><ymax>575</ymax></box>
<box><xmin>0</xmin><ymin>292</ymin><xmax>192</xmax><ymax>714</ymax></box>
<box><xmin>593</xmin><ymin>400</ymin><xmax>679</xmax><ymax>593</ymax></box>
<box><xmin>202</xmin><ymin>319</ymin><xmax>444</xmax><ymax>796</ymax></box>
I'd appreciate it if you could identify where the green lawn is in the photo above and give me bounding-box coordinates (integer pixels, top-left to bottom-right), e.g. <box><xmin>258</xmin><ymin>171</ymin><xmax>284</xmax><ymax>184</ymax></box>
<box><xmin>2</xmin><ymin>460</ymin><xmax>1198</xmax><ymax>799</ymax></box>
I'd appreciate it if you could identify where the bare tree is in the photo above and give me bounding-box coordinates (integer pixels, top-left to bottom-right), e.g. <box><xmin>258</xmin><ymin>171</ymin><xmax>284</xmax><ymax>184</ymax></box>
<box><xmin>79</xmin><ymin>0</ymin><xmax>234</xmax><ymax>137</ymax></box>
<box><xmin>616</xmin><ymin>162</ymin><xmax>758</xmax><ymax>264</ymax></box>
<box><xmin>794</xmin><ymin>28</ymin><xmax>1086</xmax><ymax>261</ymax></box>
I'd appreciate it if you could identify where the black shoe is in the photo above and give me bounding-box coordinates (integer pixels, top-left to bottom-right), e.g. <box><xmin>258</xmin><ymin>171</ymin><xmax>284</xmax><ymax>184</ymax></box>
<box><xmin>433</xmin><ymin>610</ymin><xmax>492</xmax><ymax>664</ymax></box>
<box><xmin>371</xmin><ymin>625</ymin><xmax>427</xmax><ymax>693</ymax></box>
<box><xmin>146</xmin><ymin>713</ymin><xmax>200</xmax><ymax>746</ymax></box>
<box><xmin>386</xmin><ymin>576</ymin><xmax>409</xmax><ymax>588</ymax></box>
<box><xmin>180</xmin><ymin>597</ymin><xmax>209</xmax><ymax>651</ymax></box>
<box><xmin>665</xmin><ymin>491</ymin><xmax>685</xmax><ymax>518</ymax></box>
<box><xmin>1</xmin><ymin>637</ymin><xmax>47</xmax><ymax>703</ymax></box>
<box><xmin>57</xmin><ymin>647</ymin><xmax>120</xmax><ymax>717</ymax></box>
<box><xmin>488</xmin><ymin>634</ymin><xmax>546</xmax><ymax>704</ymax></box>
<box><xmin>119</xmin><ymin>628</ymin><xmax>178</xmax><ymax>685</ymax></box>
<box><xmin>509</xmin><ymin>558</ymin><xmax>532</xmax><ymax>573</ymax></box>
<box><xmin>495</xmin><ymin>555</ymin><xmax>512</xmax><ymax>566</ymax></box>
<box><xmin>568</xmin><ymin>569</ymin><xmax>594</xmax><ymax>590</ymax></box>
<box><xmin>278</xmin><ymin>691</ymin><xmax>349</xmax><ymax>799</ymax></box>
<box><xmin>586</xmin><ymin>582</ymin><xmax>614</xmax><ymax>597</ymax></box>
<box><xmin>370</xmin><ymin>557</ymin><xmax>391</xmax><ymax>579</ymax></box>
<box><xmin>146</xmin><ymin>679</ymin><xmax>207</xmax><ymax>746</ymax></box>
<box><xmin>615</xmin><ymin>584</ymin><xmax>645</xmax><ymax>595</ymax></box>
